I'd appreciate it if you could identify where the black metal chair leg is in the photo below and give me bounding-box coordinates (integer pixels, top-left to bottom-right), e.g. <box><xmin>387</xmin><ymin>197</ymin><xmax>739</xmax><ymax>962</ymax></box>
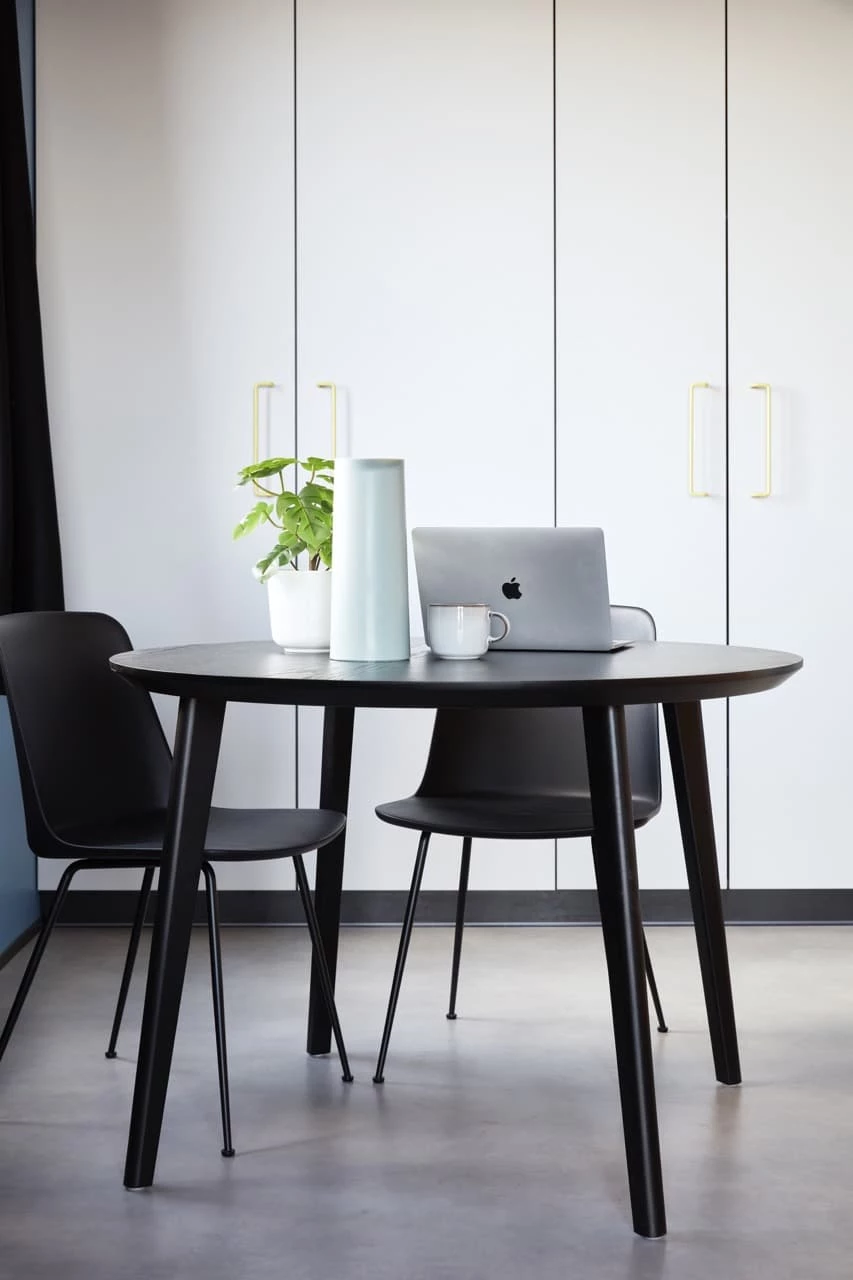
<box><xmin>643</xmin><ymin>936</ymin><xmax>668</xmax><ymax>1033</ymax></box>
<box><xmin>202</xmin><ymin>862</ymin><xmax>235</xmax><ymax>1158</ymax></box>
<box><xmin>447</xmin><ymin>836</ymin><xmax>472</xmax><ymax>1020</ymax></box>
<box><xmin>373</xmin><ymin>830</ymin><xmax>431</xmax><ymax>1084</ymax></box>
<box><xmin>106</xmin><ymin>866</ymin><xmax>156</xmax><ymax>1058</ymax></box>
<box><xmin>0</xmin><ymin>860</ymin><xmax>85</xmax><ymax>1061</ymax></box>
<box><xmin>293</xmin><ymin>855</ymin><xmax>353</xmax><ymax>1084</ymax></box>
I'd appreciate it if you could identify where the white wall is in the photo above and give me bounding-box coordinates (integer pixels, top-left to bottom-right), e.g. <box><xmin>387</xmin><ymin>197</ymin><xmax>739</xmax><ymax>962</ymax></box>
<box><xmin>554</xmin><ymin>0</ymin><xmax>727</xmax><ymax>890</ymax></box>
<box><xmin>37</xmin><ymin>1</ymin><xmax>840</xmax><ymax>901</ymax></box>
<box><xmin>37</xmin><ymin>0</ymin><xmax>297</xmax><ymax>890</ymax></box>
<box><xmin>295</xmin><ymin>0</ymin><xmax>555</xmax><ymax>891</ymax></box>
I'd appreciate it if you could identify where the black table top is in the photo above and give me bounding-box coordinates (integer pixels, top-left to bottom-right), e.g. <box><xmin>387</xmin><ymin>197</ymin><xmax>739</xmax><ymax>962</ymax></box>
<box><xmin>110</xmin><ymin>640</ymin><xmax>802</xmax><ymax>709</ymax></box>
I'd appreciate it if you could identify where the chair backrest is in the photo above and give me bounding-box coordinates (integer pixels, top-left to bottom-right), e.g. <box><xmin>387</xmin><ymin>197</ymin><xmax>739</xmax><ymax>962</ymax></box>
<box><xmin>0</xmin><ymin>612</ymin><xmax>173</xmax><ymax>851</ymax></box>
<box><xmin>415</xmin><ymin>606</ymin><xmax>661</xmax><ymax>811</ymax></box>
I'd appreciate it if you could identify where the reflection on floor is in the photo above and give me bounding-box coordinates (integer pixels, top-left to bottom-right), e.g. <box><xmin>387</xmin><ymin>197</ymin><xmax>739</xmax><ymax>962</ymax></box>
<box><xmin>1</xmin><ymin>924</ymin><xmax>852</xmax><ymax>1279</ymax></box>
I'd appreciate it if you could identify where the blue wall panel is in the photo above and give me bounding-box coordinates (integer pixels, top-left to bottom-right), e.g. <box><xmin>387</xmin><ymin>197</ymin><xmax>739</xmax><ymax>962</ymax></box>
<box><xmin>0</xmin><ymin>0</ymin><xmax>39</xmax><ymax>957</ymax></box>
<box><xmin>17</xmin><ymin>0</ymin><xmax>35</xmax><ymax>193</ymax></box>
<box><xmin>0</xmin><ymin>699</ymin><xmax>35</xmax><ymax>954</ymax></box>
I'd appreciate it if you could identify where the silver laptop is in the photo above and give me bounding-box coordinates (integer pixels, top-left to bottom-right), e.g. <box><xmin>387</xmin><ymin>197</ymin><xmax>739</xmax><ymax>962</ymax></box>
<box><xmin>412</xmin><ymin>527</ymin><xmax>622</xmax><ymax>652</ymax></box>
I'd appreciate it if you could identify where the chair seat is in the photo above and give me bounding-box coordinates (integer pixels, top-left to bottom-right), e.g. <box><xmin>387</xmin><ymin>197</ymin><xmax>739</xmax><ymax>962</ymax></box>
<box><xmin>376</xmin><ymin>793</ymin><xmax>658</xmax><ymax>840</ymax></box>
<box><xmin>51</xmin><ymin>806</ymin><xmax>346</xmax><ymax>862</ymax></box>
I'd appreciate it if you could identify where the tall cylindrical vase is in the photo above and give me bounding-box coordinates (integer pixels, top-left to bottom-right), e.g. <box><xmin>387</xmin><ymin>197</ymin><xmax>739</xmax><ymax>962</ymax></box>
<box><xmin>330</xmin><ymin>458</ymin><xmax>410</xmax><ymax>662</ymax></box>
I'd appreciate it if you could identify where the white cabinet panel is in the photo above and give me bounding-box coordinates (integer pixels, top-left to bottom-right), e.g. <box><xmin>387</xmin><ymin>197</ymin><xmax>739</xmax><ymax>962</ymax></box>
<box><xmin>37</xmin><ymin>0</ymin><xmax>296</xmax><ymax>890</ymax></box>
<box><xmin>728</xmin><ymin>0</ymin><xmax>853</xmax><ymax>887</ymax></box>
<box><xmin>554</xmin><ymin>0</ymin><xmax>727</xmax><ymax>890</ymax></box>
<box><xmin>297</xmin><ymin>0</ymin><xmax>555</xmax><ymax>889</ymax></box>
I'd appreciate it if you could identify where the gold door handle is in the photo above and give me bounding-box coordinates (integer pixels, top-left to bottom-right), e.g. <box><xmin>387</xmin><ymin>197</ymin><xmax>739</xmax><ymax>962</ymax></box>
<box><xmin>316</xmin><ymin>381</ymin><xmax>338</xmax><ymax>457</ymax></box>
<box><xmin>252</xmin><ymin>381</ymin><xmax>275</xmax><ymax>495</ymax></box>
<box><xmin>689</xmin><ymin>381</ymin><xmax>711</xmax><ymax>497</ymax></box>
<box><xmin>750</xmin><ymin>382</ymin><xmax>772</xmax><ymax>498</ymax></box>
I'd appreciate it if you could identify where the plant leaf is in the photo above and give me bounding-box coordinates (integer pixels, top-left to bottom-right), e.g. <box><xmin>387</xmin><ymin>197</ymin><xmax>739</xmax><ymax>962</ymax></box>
<box><xmin>232</xmin><ymin>502</ymin><xmax>271</xmax><ymax>539</ymax></box>
<box><xmin>275</xmin><ymin>493</ymin><xmax>299</xmax><ymax>521</ymax></box>
<box><xmin>235</xmin><ymin>456</ymin><xmax>333</xmax><ymax>573</ymax></box>
<box><xmin>300</xmin><ymin>482</ymin><xmax>334</xmax><ymax>505</ymax></box>
<box><xmin>300</xmin><ymin>502</ymin><xmax>331</xmax><ymax>546</ymax></box>
<box><xmin>237</xmin><ymin>457</ymin><xmax>297</xmax><ymax>485</ymax></box>
<box><xmin>276</xmin><ymin>530</ymin><xmax>304</xmax><ymax>551</ymax></box>
<box><xmin>281</xmin><ymin>505</ymin><xmax>303</xmax><ymax>536</ymax></box>
<box><xmin>254</xmin><ymin>550</ymin><xmax>281</xmax><ymax>580</ymax></box>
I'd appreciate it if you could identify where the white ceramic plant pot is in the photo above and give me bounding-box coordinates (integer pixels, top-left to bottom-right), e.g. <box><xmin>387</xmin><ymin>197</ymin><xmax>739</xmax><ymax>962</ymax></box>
<box><xmin>266</xmin><ymin>568</ymin><xmax>332</xmax><ymax>653</ymax></box>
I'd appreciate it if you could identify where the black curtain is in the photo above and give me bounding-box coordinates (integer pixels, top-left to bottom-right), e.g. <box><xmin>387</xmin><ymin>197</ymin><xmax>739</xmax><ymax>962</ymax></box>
<box><xmin>0</xmin><ymin>0</ymin><xmax>64</xmax><ymax>613</ymax></box>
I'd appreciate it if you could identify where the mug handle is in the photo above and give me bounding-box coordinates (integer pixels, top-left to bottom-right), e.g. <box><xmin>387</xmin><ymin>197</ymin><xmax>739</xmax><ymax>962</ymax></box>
<box><xmin>487</xmin><ymin>610</ymin><xmax>511</xmax><ymax>645</ymax></box>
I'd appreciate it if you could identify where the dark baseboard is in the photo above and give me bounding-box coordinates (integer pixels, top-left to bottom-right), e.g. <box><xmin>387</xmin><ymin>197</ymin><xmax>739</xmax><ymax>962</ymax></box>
<box><xmin>44</xmin><ymin>888</ymin><xmax>853</xmax><ymax>927</ymax></box>
<box><xmin>0</xmin><ymin>919</ymin><xmax>40</xmax><ymax>970</ymax></box>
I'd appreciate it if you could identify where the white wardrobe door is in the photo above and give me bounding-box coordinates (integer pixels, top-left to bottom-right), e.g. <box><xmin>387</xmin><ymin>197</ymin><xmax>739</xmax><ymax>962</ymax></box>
<box><xmin>37</xmin><ymin>0</ymin><xmax>296</xmax><ymax>890</ymax></box>
<box><xmin>555</xmin><ymin>0</ymin><xmax>727</xmax><ymax>890</ymax></box>
<box><xmin>728</xmin><ymin>0</ymin><xmax>853</xmax><ymax>888</ymax></box>
<box><xmin>297</xmin><ymin>0</ymin><xmax>554</xmax><ymax>890</ymax></box>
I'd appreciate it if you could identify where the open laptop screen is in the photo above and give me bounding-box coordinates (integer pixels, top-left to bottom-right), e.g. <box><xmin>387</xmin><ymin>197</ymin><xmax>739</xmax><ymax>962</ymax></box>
<box><xmin>412</xmin><ymin>527</ymin><xmax>615</xmax><ymax>652</ymax></box>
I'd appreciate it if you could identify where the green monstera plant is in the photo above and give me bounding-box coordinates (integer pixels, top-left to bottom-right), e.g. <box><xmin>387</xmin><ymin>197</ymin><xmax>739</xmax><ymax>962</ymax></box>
<box><xmin>233</xmin><ymin>456</ymin><xmax>334</xmax><ymax>581</ymax></box>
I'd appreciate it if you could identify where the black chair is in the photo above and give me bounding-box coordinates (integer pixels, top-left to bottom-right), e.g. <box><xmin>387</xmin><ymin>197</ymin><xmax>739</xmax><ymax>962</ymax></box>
<box><xmin>0</xmin><ymin>611</ymin><xmax>352</xmax><ymax>1155</ymax></box>
<box><xmin>373</xmin><ymin>605</ymin><xmax>667</xmax><ymax>1082</ymax></box>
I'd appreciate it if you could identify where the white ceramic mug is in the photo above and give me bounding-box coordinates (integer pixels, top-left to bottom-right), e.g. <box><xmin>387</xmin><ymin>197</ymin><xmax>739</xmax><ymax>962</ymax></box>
<box><xmin>427</xmin><ymin>604</ymin><xmax>511</xmax><ymax>660</ymax></box>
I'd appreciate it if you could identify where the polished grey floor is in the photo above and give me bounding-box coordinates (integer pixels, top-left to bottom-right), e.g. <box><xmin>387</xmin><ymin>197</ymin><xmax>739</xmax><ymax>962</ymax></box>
<box><xmin>1</xmin><ymin>924</ymin><xmax>853</xmax><ymax>1278</ymax></box>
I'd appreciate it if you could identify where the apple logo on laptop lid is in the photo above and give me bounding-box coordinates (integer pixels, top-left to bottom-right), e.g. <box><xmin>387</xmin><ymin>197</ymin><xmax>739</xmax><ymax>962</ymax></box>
<box><xmin>501</xmin><ymin>577</ymin><xmax>522</xmax><ymax>600</ymax></box>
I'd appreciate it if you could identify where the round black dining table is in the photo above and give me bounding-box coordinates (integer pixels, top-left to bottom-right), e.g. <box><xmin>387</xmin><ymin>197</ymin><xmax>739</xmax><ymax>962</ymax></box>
<box><xmin>110</xmin><ymin>639</ymin><xmax>802</xmax><ymax>1237</ymax></box>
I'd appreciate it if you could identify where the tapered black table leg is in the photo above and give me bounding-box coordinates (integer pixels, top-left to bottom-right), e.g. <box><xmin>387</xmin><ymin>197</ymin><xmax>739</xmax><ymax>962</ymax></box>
<box><xmin>123</xmin><ymin>697</ymin><xmax>226</xmax><ymax>1189</ymax></box>
<box><xmin>584</xmin><ymin>705</ymin><xmax>666</xmax><ymax>1239</ymax></box>
<box><xmin>664</xmin><ymin>701</ymin><xmax>740</xmax><ymax>1085</ymax></box>
<box><xmin>307</xmin><ymin>705</ymin><xmax>355</xmax><ymax>1056</ymax></box>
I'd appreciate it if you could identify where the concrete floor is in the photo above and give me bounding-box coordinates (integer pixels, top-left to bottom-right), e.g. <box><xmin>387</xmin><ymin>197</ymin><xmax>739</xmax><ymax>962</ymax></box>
<box><xmin>1</xmin><ymin>924</ymin><xmax>852</xmax><ymax>1279</ymax></box>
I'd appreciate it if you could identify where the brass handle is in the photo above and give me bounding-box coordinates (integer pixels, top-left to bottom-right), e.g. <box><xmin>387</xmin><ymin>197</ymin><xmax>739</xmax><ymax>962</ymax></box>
<box><xmin>688</xmin><ymin>381</ymin><xmax>710</xmax><ymax>497</ymax></box>
<box><xmin>750</xmin><ymin>382</ymin><xmax>772</xmax><ymax>498</ymax></box>
<box><xmin>316</xmin><ymin>381</ymin><xmax>338</xmax><ymax>457</ymax></box>
<box><xmin>252</xmin><ymin>381</ymin><xmax>275</xmax><ymax>495</ymax></box>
